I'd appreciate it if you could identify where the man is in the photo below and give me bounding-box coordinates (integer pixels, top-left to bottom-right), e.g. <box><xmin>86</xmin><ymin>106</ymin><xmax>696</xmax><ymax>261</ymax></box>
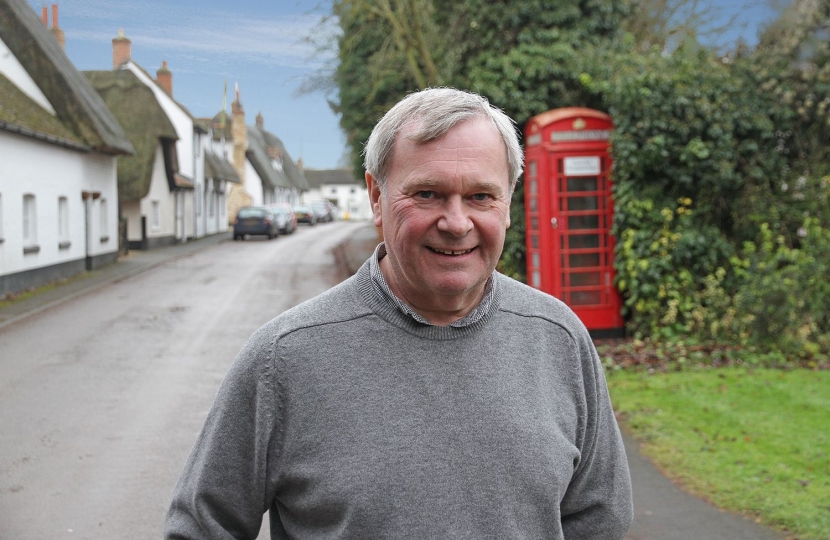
<box><xmin>165</xmin><ymin>88</ymin><xmax>633</xmax><ymax>539</ymax></box>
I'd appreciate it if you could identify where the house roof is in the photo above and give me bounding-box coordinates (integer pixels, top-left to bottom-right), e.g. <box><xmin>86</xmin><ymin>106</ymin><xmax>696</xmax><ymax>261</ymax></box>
<box><xmin>246</xmin><ymin>126</ymin><xmax>292</xmax><ymax>190</ymax></box>
<box><xmin>0</xmin><ymin>72</ymin><xmax>88</xmax><ymax>150</ymax></box>
<box><xmin>304</xmin><ymin>168</ymin><xmax>363</xmax><ymax>189</ymax></box>
<box><xmin>127</xmin><ymin>61</ymin><xmax>196</xmax><ymax>120</ymax></box>
<box><xmin>0</xmin><ymin>0</ymin><xmax>133</xmax><ymax>155</ymax></box>
<box><xmin>204</xmin><ymin>149</ymin><xmax>240</xmax><ymax>184</ymax></box>
<box><xmin>196</xmin><ymin>111</ymin><xmax>233</xmax><ymax>142</ymax></box>
<box><xmin>84</xmin><ymin>69</ymin><xmax>178</xmax><ymax>202</ymax></box>
<box><xmin>250</xmin><ymin>125</ymin><xmax>310</xmax><ymax>191</ymax></box>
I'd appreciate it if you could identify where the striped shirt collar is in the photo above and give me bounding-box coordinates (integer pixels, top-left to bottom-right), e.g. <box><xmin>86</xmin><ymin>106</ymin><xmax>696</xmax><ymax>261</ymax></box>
<box><xmin>368</xmin><ymin>243</ymin><xmax>495</xmax><ymax>327</ymax></box>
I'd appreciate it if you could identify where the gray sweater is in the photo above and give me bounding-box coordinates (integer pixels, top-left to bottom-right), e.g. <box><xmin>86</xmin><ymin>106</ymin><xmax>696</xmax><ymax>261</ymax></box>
<box><xmin>165</xmin><ymin>260</ymin><xmax>633</xmax><ymax>539</ymax></box>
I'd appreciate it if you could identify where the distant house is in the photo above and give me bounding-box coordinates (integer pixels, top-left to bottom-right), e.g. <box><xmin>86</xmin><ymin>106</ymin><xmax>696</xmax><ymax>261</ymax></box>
<box><xmin>83</xmin><ymin>30</ymin><xmax>210</xmax><ymax>248</ymax></box>
<box><xmin>198</xmin><ymin>90</ymin><xmax>308</xmax><ymax>223</ymax></box>
<box><xmin>0</xmin><ymin>0</ymin><xmax>133</xmax><ymax>297</ymax></box>
<box><xmin>302</xmin><ymin>168</ymin><xmax>371</xmax><ymax>221</ymax></box>
<box><xmin>84</xmin><ymin>69</ymin><xmax>192</xmax><ymax>249</ymax></box>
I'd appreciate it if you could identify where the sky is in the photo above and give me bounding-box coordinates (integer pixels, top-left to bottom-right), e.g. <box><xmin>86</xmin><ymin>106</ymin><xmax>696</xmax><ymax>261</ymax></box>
<box><xmin>25</xmin><ymin>0</ymin><xmax>785</xmax><ymax>170</ymax></box>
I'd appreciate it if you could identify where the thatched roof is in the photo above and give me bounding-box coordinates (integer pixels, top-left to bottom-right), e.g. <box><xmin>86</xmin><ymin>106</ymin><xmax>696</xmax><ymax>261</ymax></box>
<box><xmin>250</xmin><ymin>125</ymin><xmax>309</xmax><ymax>191</ymax></box>
<box><xmin>196</xmin><ymin>111</ymin><xmax>233</xmax><ymax>142</ymax></box>
<box><xmin>84</xmin><ymin>69</ymin><xmax>178</xmax><ymax>202</ymax></box>
<box><xmin>204</xmin><ymin>150</ymin><xmax>240</xmax><ymax>184</ymax></box>
<box><xmin>304</xmin><ymin>168</ymin><xmax>363</xmax><ymax>189</ymax></box>
<box><xmin>247</xmin><ymin>126</ymin><xmax>291</xmax><ymax>190</ymax></box>
<box><xmin>0</xmin><ymin>72</ymin><xmax>87</xmax><ymax>150</ymax></box>
<box><xmin>0</xmin><ymin>0</ymin><xmax>133</xmax><ymax>154</ymax></box>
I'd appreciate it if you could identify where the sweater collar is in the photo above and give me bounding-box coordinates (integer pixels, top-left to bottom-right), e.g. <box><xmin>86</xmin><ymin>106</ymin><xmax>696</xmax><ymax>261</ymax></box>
<box><xmin>356</xmin><ymin>245</ymin><xmax>502</xmax><ymax>339</ymax></box>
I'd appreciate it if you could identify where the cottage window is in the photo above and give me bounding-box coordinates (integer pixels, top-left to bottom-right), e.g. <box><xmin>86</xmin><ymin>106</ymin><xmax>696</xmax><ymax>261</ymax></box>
<box><xmin>152</xmin><ymin>201</ymin><xmax>160</xmax><ymax>230</ymax></box>
<box><xmin>58</xmin><ymin>196</ymin><xmax>70</xmax><ymax>249</ymax></box>
<box><xmin>23</xmin><ymin>194</ymin><xmax>38</xmax><ymax>253</ymax></box>
<box><xmin>100</xmin><ymin>199</ymin><xmax>109</xmax><ymax>242</ymax></box>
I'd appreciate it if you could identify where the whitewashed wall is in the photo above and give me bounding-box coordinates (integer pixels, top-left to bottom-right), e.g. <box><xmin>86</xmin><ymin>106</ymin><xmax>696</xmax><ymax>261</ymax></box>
<box><xmin>0</xmin><ymin>131</ymin><xmax>119</xmax><ymax>279</ymax></box>
<box><xmin>139</xmin><ymin>145</ymin><xmax>176</xmax><ymax>241</ymax></box>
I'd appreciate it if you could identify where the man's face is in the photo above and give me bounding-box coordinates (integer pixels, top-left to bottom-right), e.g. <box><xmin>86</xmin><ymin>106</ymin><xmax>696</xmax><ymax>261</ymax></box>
<box><xmin>367</xmin><ymin>116</ymin><xmax>512</xmax><ymax>321</ymax></box>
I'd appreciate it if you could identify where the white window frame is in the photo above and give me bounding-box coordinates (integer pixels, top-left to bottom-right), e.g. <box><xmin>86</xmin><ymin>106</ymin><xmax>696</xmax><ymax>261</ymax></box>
<box><xmin>58</xmin><ymin>196</ymin><xmax>70</xmax><ymax>249</ymax></box>
<box><xmin>151</xmin><ymin>201</ymin><xmax>160</xmax><ymax>230</ymax></box>
<box><xmin>23</xmin><ymin>193</ymin><xmax>38</xmax><ymax>253</ymax></box>
<box><xmin>100</xmin><ymin>198</ymin><xmax>109</xmax><ymax>243</ymax></box>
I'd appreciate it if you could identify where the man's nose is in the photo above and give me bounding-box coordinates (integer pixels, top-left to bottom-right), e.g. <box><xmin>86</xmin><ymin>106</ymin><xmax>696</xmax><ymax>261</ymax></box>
<box><xmin>437</xmin><ymin>197</ymin><xmax>473</xmax><ymax>237</ymax></box>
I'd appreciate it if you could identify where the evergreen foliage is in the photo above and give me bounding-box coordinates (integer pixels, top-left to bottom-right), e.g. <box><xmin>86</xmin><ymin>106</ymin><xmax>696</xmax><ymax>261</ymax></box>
<box><xmin>329</xmin><ymin>0</ymin><xmax>830</xmax><ymax>360</ymax></box>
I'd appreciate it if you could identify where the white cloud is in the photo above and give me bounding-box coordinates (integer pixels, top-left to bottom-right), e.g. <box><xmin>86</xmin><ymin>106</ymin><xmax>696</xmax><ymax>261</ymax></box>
<box><xmin>28</xmin><ymin>0</ymin><xmax>337</xmax><ymax>70</ymax></box>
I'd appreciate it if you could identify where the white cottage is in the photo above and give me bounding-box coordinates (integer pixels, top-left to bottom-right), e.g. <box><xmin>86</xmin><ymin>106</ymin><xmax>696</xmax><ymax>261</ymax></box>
<box><xmin>302</xmin><ymin>168</ymin><xmax>372</xmax><ymax>221</ymax></box>
<box><xmin>84</xmin><ymin>31</ymin><xmax>220</xmax><ymax>248</ymax></box>
<box><xmin>0</xmin><ymin>0</ymin><xmax>133</xmax><ymax>297</ymax></box>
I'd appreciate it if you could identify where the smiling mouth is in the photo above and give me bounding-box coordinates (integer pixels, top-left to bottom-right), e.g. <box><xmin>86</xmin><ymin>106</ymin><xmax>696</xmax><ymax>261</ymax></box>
<box><xmin>428</xmin><ymin>247</ymin><xmax>475</xmax><ymax>256</ymax></box>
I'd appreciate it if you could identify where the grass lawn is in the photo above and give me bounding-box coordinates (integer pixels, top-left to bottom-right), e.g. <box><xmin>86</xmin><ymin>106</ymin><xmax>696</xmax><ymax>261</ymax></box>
<box><xmin>606</xmin><ymin>367</ymin><xmax>830</xmax><ymax>539</ymax></box>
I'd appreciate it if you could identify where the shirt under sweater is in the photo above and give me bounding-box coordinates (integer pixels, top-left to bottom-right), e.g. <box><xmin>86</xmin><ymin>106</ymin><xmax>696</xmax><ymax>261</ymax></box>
<box><xmin>164</xmin><ymin>259</ymin><xmax>633</xmax><ymax>539</ymax></box>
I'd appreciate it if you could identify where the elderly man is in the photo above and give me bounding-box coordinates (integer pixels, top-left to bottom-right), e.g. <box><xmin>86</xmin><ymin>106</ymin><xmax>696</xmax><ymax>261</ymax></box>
<box><xmin>165</xmin><ymin>88</ymin><xmax>633</xmax><ymax>539</ymax></box>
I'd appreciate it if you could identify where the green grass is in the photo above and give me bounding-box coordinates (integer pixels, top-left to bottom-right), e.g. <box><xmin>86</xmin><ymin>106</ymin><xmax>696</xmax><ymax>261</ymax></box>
<box><xmin>607</xmin><ymin>367</ymin><xmax>830</xmax><ymax>539</ymax></box>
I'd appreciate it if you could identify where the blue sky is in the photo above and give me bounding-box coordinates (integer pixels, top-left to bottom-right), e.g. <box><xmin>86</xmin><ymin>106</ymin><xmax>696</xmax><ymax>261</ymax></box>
<box><xmin>26</xmin><ymin>1</ymin><xmax>784</xmax><ymax>170</ymax></box>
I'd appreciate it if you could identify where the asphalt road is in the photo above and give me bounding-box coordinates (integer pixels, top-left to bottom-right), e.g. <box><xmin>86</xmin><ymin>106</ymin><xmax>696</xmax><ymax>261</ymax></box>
<box><xmin>0</xmin><ymin>220</ymin><xmax>366</xmax><ymax>540</ymax></box>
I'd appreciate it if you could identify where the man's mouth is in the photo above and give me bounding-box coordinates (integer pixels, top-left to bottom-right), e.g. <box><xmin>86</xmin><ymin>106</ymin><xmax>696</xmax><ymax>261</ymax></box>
<box><xmin>428</xmin><ymin>247</ymin><xmax>475</xmax><ymax>256</ymax></box>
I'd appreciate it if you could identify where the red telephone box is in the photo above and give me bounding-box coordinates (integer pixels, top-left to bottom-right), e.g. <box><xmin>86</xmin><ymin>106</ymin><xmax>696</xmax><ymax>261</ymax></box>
<box><xmin>524</xmin><ymin>108</ymin><xmax>624</xmax><ymax>334</ymax></box>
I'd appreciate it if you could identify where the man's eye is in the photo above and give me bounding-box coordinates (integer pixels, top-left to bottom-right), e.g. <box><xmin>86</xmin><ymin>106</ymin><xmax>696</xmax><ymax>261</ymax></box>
<box><xmin>472</xmin><ymin>193</ymin><xmax>491</xmax><ymax>201</ymax></box>
<box><xmin>416</xmin><ymin>191</ymin><xmax>435</xmax><ymax>199</ymax></box>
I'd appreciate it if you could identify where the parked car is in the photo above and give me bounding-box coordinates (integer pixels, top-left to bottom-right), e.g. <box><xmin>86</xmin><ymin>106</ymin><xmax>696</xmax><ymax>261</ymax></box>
<box><xmin>311</xmin><ymin>200</ymin><xmax>335</xmax><ymax>222</ymax></box>
<box><xmin>266</xmin><ymin>203</ymin><xmax>297</xmax><ymax>235</ymax></box>
<box><xmin>293</xmin><ymin>205</ymin><xmax>317</xmax><ymax>226</ymax></box>
<box><xmin>233</xmin><ymin>206</ymin><xmax>280</xmax><ymax>240</ymax></box>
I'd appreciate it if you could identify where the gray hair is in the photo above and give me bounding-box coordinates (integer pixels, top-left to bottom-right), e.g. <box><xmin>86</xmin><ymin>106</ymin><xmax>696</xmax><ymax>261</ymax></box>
<box><xmin>363</xmin><ymin>88</ymin><xmax>523</xmax><ymax>193</ymax></box>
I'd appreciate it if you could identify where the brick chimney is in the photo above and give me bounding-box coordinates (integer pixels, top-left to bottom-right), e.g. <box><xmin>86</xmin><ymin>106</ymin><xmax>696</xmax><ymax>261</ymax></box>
<box><xmin>255</xmin><ymin>112</ymin><xmax>264</xmax><ymax>129</ymax></box>
<box><xmin>112</xmin><ymin>29</ymin><xmax>131</xmax><ymax>69</ymax></box>
<box><xmin>156</xmin><ymin>60</ymin><xmax>172</xmax><ymax>96</ymax></box>
<box><xmin>50</xmin><ymin>5</ymin><xmax>65</xmax><ymax>51</ymax></box>
<box><xmin>41</xmin><ymin>7</ymin><xmax>47</xmax><ymax>26</ymax></box>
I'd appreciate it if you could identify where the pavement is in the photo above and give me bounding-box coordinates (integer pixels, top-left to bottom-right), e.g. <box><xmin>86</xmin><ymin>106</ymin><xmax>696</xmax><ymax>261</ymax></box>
<box><xmin>0</xmin><ymin>222</ymin><xmax>787</xmax><ymax>539</ymax></box>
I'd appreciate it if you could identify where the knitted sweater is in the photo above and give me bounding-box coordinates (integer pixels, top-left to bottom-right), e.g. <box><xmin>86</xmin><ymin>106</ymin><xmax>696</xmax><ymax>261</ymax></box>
<box><xmin>164</xmin><ymin>260</ymin><xmax>633</xmax><ymax>539</ymax></box>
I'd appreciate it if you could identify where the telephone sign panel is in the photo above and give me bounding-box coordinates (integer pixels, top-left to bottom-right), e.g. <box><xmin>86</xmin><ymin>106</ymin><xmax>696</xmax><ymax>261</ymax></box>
<box><xmin>524</xmin><ymin>108</ymin><xmax>624</xmax><ymax>334</ymax></box>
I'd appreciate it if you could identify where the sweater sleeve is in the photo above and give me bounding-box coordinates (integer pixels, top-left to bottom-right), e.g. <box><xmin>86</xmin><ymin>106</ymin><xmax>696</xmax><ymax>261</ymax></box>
<box><xmin>560</xmin><ymin>329</ymin><xmax>634</xmax><ymax>539</ymax></box>
<box><xmin>164</xmin><ymin>325</ymin><xmax>281</xmax><ymax>540</ymax></box>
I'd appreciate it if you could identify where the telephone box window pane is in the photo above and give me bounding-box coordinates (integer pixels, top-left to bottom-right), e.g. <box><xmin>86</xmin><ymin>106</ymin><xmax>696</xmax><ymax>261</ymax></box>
<box><xmin>531</xmin><ymin>235</ymin><xmax>539</xmax><ymax>249</ymax></box>
<box><xmin>531</xmin><ymin>217</ymin><xmax>539</xmax><ymax>230</ymax></box>
<box><xmin>569</xmin><ymin>234</ymin><xmax>600</xmax><ymax>249</ymax></box>
<box><xmin>532</xmin><ymin>252</ymin><xmax>540</xmax><ymax>267</ymax></box>
<box><xmin>530</xmin><ymin>198</ymin><xmax>538</xmax><ymax>211</ymax></box>
<box><xmin>570</xmin><ymin>272</ymin><xmax>601</xmax><ymax>286</ymax></box>
<box><xmin>560</xmin><ymin>236</ymin><xmax>565</xmax><ymax>249</ymax></box>
<box><xmin>567</xmin><ymin>177</ymin><xmax>598</xmax><ymax>192</ymax></box>
<box><xmin>530</xmin><ymin>179</ymin><xmax>537</xmax><ymax>195</ymax></box>
<box><xmin>562</xmin><ymin>273</ymin><xmax>566</xmax><ymax>287</ymax></box>
<box><xmin>567</xmin><ymin>196</ymin><xmax>599</xmax><ymax>211</ymax></box>
<box><xmin>532</xmin><ymin>271</ymin><xmax>541</xmax><ymax>288</ymax></box>
<box><xmin>529</xmin><ymin>161</ymin><xmax>537</xmax><ymax>177</ymax></box>
<box><xmin>569</xmin><ymin>253</ymin><xmax>600</xmax><ymax>267</ymax></box>
<box><xmin>570</xmin><ymin>290</ymin><xmax>602</xmax><ymax>305</ymax></box>
<box><xmin>568</xmin><ymin>215</ymin><xmax>599</xmax><ymax>229</ymax></box>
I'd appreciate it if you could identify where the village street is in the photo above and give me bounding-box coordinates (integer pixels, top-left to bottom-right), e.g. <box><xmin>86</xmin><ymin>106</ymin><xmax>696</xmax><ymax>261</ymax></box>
<box><xmin>0</xmin><ymin>220</ymin><xmax>369</xmax><ymax>540</ymax></box>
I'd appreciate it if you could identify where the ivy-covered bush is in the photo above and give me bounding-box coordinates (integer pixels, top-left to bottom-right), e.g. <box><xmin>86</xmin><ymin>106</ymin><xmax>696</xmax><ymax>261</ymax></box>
<box><xmin>578</xmin><ymin>23</ymin><xmax>830</xmax><ymax>359</ymax></box>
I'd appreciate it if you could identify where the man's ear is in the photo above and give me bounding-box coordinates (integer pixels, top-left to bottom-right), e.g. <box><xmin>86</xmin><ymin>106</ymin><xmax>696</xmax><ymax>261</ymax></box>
<box><xmin>366</xmin><ymin>172</ymin><xmax>383</xmax><ymax>228</ymax></box>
